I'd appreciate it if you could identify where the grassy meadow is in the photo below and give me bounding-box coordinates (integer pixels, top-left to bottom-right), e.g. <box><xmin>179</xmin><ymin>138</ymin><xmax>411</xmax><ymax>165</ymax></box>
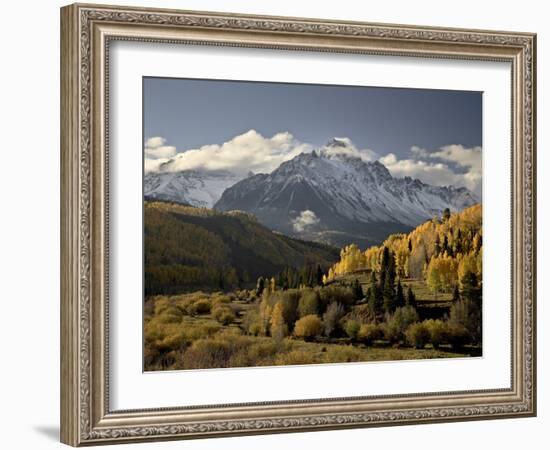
<box><xmin>144</xmin><ymin>203</ymin><xmax>482</xmax><ymax>371</ymax></box>
<box><xmin>144</xmin><ymin>280</ymin><xmax>479</xmax><ymax>371</ymax></box>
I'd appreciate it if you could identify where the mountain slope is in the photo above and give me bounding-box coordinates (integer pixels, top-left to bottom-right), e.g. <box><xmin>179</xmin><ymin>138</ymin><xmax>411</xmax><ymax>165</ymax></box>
<box><xmin>144</xmin><ymin>170</ymin><xmax>242</xmax><ymax>208</ymax></box>
<box><xmin>144</xmin><ymin>201</ymin><xmax>339</xmax><ymax>295</ymax></box>
<box><xmin>215</xmin><ymin>139</ymin><xmax>478</xmax><ymax>248</ymax></box>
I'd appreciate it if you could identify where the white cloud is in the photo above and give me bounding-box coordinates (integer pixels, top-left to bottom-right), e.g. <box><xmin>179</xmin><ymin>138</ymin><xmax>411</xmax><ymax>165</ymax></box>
<box><xmin>145</xmin><ymin>130</ymin><xmax>313</xmax><ymax>175</ymax></box>
<box><xmin>143</xmin><ymin>131</ymin><xmax>481</xmax><ymax>197</ymax></box>
<box><xmin>410</xmin><ymin>145</ymin><xmax>428</xmax><ymax>158</ymax></box>
<box><xmin>429</xmin><ymin>145</ymin><xmax>482</xmax><ymax>194</ymax></box>
<box><xmin>292</xmin><ymin>210</ymin><xmax>320</xmax><ymax>232</ymax></box>
<box><xmin>320</xmin><ymin>137</ymin><xmax>378</xmax><ymax>162</ymax></box>
<box><xmin>145</xmin><ymin>146</ymin><xmax>177</xmax><ymax>159</ymax></box>
<box><xmin>382</xmin><ymin>155</ymin><xmax>462</xmax><ymax>185</ymax></box>
<box><xmin>144</xmin><ymin>136</ymin><xmax>177</xmax><ymax>160</ymax></box>
<box><xmin>380</xmin><ymin>145</ymin><xmax>482</xmax><ymax>196</ymax></box>
<box><xmin>430</xmin><ymin>144</ymin><xmax>482</xmax><ymax>169</ymax></box>
<box><xmin>145</xmin><ymin>136</ymin><xmax>166</xmax><ymax>148</ymax></box>
<box><xmin>144</xmin><ymin>157</ymin><xmax>170</xmax><ymax>173</ymax></box>
<box><xmin>379</xmin><ymin>153</ymin><xmax>397</xmax><ymax>166</ymax></box>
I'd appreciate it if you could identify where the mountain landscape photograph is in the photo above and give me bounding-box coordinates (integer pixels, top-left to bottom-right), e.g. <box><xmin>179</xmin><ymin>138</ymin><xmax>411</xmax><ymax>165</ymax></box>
<box><xmin>143</xmin><ymin>77</ymin><xmax>483</xmax><ymax>371</ymax></box>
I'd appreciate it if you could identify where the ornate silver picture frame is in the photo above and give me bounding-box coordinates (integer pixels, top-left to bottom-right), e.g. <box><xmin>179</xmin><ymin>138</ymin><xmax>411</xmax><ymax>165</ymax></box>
<box><xmin>60</xmin><ymin>3</ymin><xmax>536</xmax><ymax>446</ymax></box>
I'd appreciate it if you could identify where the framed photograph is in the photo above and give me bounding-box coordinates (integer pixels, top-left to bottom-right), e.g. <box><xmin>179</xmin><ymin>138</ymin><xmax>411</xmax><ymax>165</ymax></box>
<box><xmin>60</xmin><ymin>3</ymin><xmax>536</xmax><ymax>446</ymax></box>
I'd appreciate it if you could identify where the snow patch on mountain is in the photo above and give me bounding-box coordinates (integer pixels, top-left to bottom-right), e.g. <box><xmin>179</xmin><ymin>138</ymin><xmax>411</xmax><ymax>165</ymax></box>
<box><xmin>214</xmin><ymin>138</ymin><xmax>479</xmax><ymax>247</ymax></box>
<box><xmin>144</xmin><ymin>170</ymin><xmax>242</xmax><ymax>208</ymax></box>
<box><xmin>319</xmin><ymin>137</ymin><xmax>378</xmax><ymax>162</ymax></box>
<box><xmin>144</xmin><ymin>137</ymin><xmax>480</xmax><ymax>248</ymax></box>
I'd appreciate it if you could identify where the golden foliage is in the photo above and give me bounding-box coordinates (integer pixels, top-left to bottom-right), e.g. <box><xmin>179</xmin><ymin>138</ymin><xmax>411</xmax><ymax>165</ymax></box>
<box><xmin>324</xmin><ymin>204</ymin><xmax>482</xmax><ymax>293</ymax></box>
<box><xmin>426</xmin><ymin>252</ymin><xmax>459</xmax><ymax>293</ymax></box>
<box><xmin>270</xmin><ymin>302</ymin><xmax>289</xmax><ymax>340</ymax></box>
<box><xmin>294</xmin><ymin>314</ymin><xmax>323</xmax><ymax>339</ymax></box>
<box><xmin>327</xmin><ymin>244</ymin><xmax>366</xmax><ymax>279</ymax></box>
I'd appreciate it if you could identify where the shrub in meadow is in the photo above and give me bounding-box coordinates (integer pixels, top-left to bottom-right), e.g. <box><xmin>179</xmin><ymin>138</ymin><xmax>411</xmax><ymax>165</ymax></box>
<box><xmin>358</xmin><ymin>323</ymin><xmax>383</xmax><ymax>345</ymax></box>
<box><xmin>382</xmin><ymin>306</ymin><xmax>419</xmax><ymax>345</ymax></box>
<box><xmin>212</xmin><ymin>304</ymin><xmax>236</xmax><ymax>325</ymax></box>
<box><xmin>446</xmin><ymin>322</ymin><xmax>470</xmax><ymax>350</ymax></box>
<box><xmin>294</xmin><ymin>314</ymin><xmax>323</xmax><ymax>341</ymax></box>
<box><xmin>322</xmin><ymin>302</ymin><xmax>345</xmax><ymax>337</ymax></box>
<box><xmin>343</xmin><ymin>319</ymin><xmax>361</xmax><ymax>340</ymax></box>
<box><xmin>298</xmin><ymin>289</ymin><xmax>320</xmax><ymax>317</ymax></box>
<box><xmin>405</xmin><ymin>322</ymin><xmax>431</xmax><ymax>349</ymax></box>
<box><xmin>424</xmin><ymin>319</ymin><xmax>448</xmax><ymax>349</ymax></box>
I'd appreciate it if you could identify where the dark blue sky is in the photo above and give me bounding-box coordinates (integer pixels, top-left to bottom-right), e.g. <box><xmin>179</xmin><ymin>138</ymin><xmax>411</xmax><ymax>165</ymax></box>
<box><xmin>143</xmin><ymin>77</ymin><xmax>482</xmax><ymax>158</ymax></box>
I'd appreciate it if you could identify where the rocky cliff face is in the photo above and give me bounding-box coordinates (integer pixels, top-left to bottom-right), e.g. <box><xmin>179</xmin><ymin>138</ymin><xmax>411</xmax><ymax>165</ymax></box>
<box><xmin>215</xmin><ymin>139</ymin><xmax>478</xmax><ymax>248</ymax></box>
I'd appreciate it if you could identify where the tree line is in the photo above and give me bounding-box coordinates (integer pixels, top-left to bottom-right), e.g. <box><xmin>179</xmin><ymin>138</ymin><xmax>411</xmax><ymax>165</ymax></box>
<box><xmin>325</xmin><ymin>204</ymin><xmax>482</xmax><ymax>297</ymax></box>
<box><xmin>143</xmin><ymin>201</ymin><xmax>338</xmax><ymax>295</ymax></box>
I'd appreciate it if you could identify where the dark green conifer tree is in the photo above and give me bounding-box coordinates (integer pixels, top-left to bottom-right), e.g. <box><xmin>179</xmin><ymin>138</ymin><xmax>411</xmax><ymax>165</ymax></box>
<box><xmin>454</xmin><ymin>229</ymin><xmax>463</xmax><ymax>255</ymax></box>
<box><xmin>255</xmin><ymin>277</ymin><xmax>265</xmax><ymax>296</ymax></box>
<box><xmin>434</xmin><ymin>234</ymin><xmax>441</xmax><ymax>256</ymax></box>
<box><xmin>452</xmin><ymin>284</ymin><xmax>460</xmax><ymax>303</ymax></box>
<box><xmin>368</xmin><ymin>272</ymin><xmax>384</xmax><ymax>317</ymax></box>
<box><xmin>395</xmin><ymin>279</ymin><xmax>405</xmax><ymax>309</ymax></box>
<box><xmin>442</xmin><ymin>235</ymin><xmax>449</xmax><ymax>255</ymax></box>
<box><xmin>218</xmin><ymin>271</ymin><xmax>225</xmax><ymax>290</ymax></box>
<box><xmin>381</xmin><ymin>247</ymin><xmax>397</xmax><ymax>312</ymax></box>
<box><xmin>316</xmin><ymin>264</ymin><xmax>324</xmax><ymax>286</ymax></box>
<box><xmin>406</xmin><ymin>285</ymin><xmax>417</xmax><ymax>309</ymax></box>
<box><xmin>461</xmin><ymin>271</ymin><xmax>481</xmax><ymax>306</ymax></box>
<box><xmin>352</xmin><ymin>279</ymin><xmax>364</xmax><ymax>301</ymax></box>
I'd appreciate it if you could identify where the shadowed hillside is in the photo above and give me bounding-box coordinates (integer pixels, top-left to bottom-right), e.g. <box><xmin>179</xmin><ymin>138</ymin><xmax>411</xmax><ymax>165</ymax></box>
<box><xmin>144</xmin><ymin>201</ymin><xmax>339</xmax><ymax>295</ymax></box>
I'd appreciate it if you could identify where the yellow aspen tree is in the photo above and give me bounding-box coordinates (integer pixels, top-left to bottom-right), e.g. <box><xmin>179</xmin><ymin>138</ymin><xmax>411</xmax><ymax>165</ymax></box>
<box><xmin>270</xmin><ymin>302</ymin><xmax>288</xmax><ymax>341</ymax></box>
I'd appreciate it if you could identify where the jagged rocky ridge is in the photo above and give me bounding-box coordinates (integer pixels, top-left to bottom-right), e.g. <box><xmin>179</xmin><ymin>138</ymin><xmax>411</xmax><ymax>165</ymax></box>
<box><xmin>214</xmin><ymin>139</ymin><xmax>478</xmax><ymax>248</ymax></box>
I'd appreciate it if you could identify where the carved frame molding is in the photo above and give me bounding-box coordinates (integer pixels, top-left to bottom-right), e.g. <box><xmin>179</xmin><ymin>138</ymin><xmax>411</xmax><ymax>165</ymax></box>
<box><xmin>60</xmin><ymin>3</ymin><xmax>536</xmax><ymax>446</ymax></box>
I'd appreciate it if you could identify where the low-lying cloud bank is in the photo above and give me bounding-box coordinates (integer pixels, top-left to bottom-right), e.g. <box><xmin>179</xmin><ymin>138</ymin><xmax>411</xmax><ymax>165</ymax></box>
<box><xmin>145</xmin><ymin>130</ymin><xmax>312</xmax><ymax>176</ymax></box>
<box><xmin>380</xmin><ymin>144</ymin><xmax>482</xmax><ymax>196</ymax></box>
<box><xmin>144</xmin><ymin>130</ymin><xmax>482</xmax><ymax>196</ymax></box>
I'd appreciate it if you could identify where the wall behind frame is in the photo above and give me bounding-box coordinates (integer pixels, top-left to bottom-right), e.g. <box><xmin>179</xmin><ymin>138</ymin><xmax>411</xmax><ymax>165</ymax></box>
<box><xmin>0</xmin><ymin>0</ymin><xmax>545</xmax><ymax>449</ymax></box>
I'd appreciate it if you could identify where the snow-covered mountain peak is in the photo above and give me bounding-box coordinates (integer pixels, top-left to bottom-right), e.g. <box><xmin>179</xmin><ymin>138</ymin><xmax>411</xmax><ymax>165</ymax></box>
<box><xmin>320</xmin><ymin>137</ymin><xmax>361</xmax><ymax>161</ymax></box>
<box><xmin>215</xmin><ymin>150</ymin><xmax>479</xmax><ymax>247</ymax></box>
<box><xmin>278</xmin><ymin>145</ymin><xmax>392</xmax><ymax>184</ymax></box>
<box><xmin>145</xmin><ymin>137</ymin><xmax>479</xmax><ymax>248</ymax></box>
<box><xmin>325</xmin><ymin>137</ymin><xmax>352</xmax><ymax>149</ymax></box>
<box><xmin>144</xmin><ymin>169</ymin><xmax>242</xmax><ymax>208</ymax></box>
